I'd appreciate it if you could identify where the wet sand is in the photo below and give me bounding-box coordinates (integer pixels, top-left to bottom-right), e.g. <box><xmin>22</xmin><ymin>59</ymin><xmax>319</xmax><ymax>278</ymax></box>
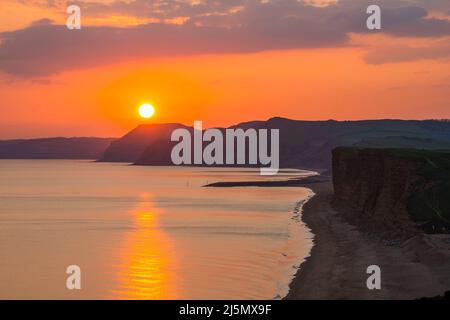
<box><xmin>285</xmin><ymin>182</ymin><xmax>450</xmax><ymax>300</ymax></box>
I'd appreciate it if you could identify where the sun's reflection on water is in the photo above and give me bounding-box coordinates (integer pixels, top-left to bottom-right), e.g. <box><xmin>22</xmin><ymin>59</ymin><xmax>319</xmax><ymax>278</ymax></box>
<box><xmin>109</xmin><ymin>201</ymin><xmax>179</xmax><ymax>299</ymax></box>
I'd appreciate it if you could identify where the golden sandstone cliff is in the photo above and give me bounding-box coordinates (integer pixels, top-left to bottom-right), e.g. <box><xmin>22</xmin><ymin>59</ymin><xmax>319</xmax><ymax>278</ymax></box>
<box><xmin>332</xmin><ymin>147</ymin><xmax>450</xmax><ymax>239</ymax></box>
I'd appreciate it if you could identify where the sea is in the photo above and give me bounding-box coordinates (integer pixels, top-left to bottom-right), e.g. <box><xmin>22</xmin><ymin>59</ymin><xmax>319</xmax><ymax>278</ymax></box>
<box><xmin>0</xmin><ymin>160</ymin><xmax>314</xmax><ymax>299</ymax></box>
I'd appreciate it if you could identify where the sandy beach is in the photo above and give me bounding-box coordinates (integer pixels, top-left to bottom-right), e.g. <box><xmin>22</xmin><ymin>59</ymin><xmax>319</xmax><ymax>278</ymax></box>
<box><xmin>285</xmin><ymin>182</ymin><xmax>450</xmax><ymax>300</ymax></box>
<box><xmin>207</xmin><ymin>176</ymin><xmax>450</xmax><ymax>299</ymax></box>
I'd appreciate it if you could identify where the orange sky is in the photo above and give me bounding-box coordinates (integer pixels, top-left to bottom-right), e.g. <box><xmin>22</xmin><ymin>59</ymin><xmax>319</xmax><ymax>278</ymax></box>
<box><xmin>0</xmin><ymin>0</ymin><xmax>449</xmax><ymax>138</ymax></box>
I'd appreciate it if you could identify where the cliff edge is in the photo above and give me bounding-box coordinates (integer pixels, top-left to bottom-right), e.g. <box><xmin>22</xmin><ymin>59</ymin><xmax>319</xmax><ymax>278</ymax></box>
<box><xmin>332</xmin><ymin>147</ymin><xmax>450</xmax><ymax>239</ymax></box>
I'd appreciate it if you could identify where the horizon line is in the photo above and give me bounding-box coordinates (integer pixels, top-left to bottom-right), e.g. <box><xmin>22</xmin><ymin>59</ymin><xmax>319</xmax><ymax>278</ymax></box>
<box><xmin>2</xmin><ymin>117</ymin><xmax>450</xmax><ymax>140</ymax></box>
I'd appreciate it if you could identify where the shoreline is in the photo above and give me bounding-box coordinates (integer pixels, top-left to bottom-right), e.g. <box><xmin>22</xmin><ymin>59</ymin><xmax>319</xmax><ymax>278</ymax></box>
<box><xmin>285</xmin><ymin>181</ymin><xmax>450</xmax><ymax>299</ymax></box>
<box><xmin>206</xmin><ymin>177</ymin><xmax>450</xmax><ymax>299</ymax></box>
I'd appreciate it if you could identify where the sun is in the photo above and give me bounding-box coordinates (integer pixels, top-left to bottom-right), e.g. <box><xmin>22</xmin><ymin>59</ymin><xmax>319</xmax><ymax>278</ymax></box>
<box><xmin>138</xmin><ymin>103</ymin><xmax>155</xmax><ymax>119</ymax></box>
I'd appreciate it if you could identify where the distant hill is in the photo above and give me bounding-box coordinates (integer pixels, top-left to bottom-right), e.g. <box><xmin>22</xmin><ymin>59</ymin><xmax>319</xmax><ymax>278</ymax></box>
<box><xmin>100</xmin><ymin>117</ymin><xmax>450</xmax><ymax>170</ymax></box>
<box><xmin>0</xmin><ymin>137</ymin><xmax>115</xmax><ymax>159</ymax></box>
<box><xmin>99</xmin><ymin>123</ymin><xmax>189</xmax><ymax>162</ymax></box>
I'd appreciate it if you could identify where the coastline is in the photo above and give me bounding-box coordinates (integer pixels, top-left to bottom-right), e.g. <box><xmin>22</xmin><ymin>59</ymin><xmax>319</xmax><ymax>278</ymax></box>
<box><xmin>285</xmin><ymin>181</ymin><xmax>450</xmax><ymax>300</ymax></box>
<box><xmin>206</xmin><ymin>176</ymin><xmax>450</xmax><ymax>300</ymax></box>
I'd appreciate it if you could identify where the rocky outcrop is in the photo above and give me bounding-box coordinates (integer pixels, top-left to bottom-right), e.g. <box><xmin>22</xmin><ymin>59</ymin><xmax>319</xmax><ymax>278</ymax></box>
<box><xmin>332</xmin><ymin>147</ymin><xmax>450</xmax><ymax>239</ymax></box>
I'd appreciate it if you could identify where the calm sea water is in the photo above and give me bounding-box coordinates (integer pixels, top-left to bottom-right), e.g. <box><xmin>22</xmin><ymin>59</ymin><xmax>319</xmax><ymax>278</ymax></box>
<box><xmin>0</xmin><ymin>160</ymin><xmax>314</xmax><ymax>299</ymax></box>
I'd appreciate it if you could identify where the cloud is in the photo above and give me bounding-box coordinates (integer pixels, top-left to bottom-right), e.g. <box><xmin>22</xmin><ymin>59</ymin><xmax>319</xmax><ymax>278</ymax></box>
<box><xmin>381</xmin><ymin>6</ymin><xmax>450</xmax><ymax>37</ymax></box>
<box><xmin>0</xmin><ymin>22</ymin><xmax>348</xmax><ymax>76</ymax></box>
<box><xmin>1</xmin><ymin>0</ymin><xmax>450</xmax><ymax>76</ymax></box>
<box><xmin>364</xmin><ymin>40</ymin><xmax>450</xmax><ymax>64</ymax></box>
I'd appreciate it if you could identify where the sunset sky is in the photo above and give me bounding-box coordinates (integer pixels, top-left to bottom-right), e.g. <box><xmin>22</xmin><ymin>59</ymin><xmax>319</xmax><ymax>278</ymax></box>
<box><xmin>0</xmin><ymin>0</ymin><xmax>449</xmax><ymax>138</ymax></box>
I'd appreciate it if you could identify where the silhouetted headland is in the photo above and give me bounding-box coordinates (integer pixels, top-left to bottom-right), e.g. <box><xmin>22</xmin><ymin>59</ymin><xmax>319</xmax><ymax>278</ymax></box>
<box><xmin>0</xmin><ymin>137</ymin><xmax>115</xmax><ymax>159</ymax></box>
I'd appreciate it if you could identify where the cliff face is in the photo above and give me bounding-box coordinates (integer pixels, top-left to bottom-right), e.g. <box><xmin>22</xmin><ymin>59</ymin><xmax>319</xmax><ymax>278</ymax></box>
<box><xmin>332</xmin><ymin>147</ymin><xmax>450</xmax><ymax>238</ymax></box>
